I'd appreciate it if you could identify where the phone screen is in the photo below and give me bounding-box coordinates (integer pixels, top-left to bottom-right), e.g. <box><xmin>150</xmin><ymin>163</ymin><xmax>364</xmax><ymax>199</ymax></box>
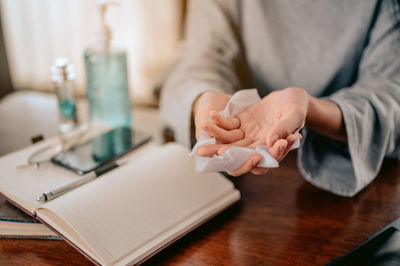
<box><xmin>51</xmin><ymin>126</ymin><xmax>151</xmax><ymax>175</ymax></box>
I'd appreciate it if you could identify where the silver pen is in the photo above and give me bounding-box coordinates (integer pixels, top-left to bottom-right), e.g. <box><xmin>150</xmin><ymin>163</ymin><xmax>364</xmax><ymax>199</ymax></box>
<box><xmin>37</xmin><ymin>158</ymin><xmax>129</xmax><ymax>202</ymax></box>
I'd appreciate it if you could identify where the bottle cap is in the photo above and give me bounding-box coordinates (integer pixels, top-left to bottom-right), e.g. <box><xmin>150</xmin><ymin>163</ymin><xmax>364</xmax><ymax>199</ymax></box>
<box><xmin>51</xmin><ymin>58</ymin><xmax>75</xmax><ymax>83</ymax></box>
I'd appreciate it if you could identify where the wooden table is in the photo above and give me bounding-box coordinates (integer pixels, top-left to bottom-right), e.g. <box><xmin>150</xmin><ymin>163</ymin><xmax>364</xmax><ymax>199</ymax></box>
<box><xmin>0</xmin><ymin>151</ymin><xmax>399</xmax><ymax>265</ymax></box>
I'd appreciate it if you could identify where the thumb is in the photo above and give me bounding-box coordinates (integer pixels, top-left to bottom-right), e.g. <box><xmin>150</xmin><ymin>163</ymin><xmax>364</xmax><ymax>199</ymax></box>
<box><xmin>266</xmin><ymin>114</ymin><xmax>304</xmax><ymax>147</ymax></box>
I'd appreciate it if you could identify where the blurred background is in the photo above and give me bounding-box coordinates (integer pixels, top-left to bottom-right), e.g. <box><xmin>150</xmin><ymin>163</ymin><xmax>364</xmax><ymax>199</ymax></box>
<box><xmin>0</xmin><ymin>0</ymin><xmax>186</xmax><ymax>105</ymax></box>
<box><xmin>0</xmin><ymin>0</ymin><xmax>186</xmax><ymax>155</ymax></box>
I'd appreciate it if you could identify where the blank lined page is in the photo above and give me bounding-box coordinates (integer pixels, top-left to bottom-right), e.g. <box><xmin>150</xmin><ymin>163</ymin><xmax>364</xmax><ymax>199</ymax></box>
<box><xmin>37</xmin><ymin>143</ymin><xmax>236</xmax><ymax>265</ymax></box>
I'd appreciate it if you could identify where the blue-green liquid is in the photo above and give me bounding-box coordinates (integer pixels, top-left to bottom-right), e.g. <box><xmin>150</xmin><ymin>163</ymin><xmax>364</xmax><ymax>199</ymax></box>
<box><xmin>84</xmin><ymin>48</ymin><xmax>132</xmax><ymax>127</ymax></box>
<box><xmin>59</xmin><ymin>99</ymin><xmax>76</xmax><ymax>120</ymax></box>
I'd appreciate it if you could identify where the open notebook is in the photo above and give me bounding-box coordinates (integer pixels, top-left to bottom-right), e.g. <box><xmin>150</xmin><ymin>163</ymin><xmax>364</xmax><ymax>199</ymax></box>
<box><xmin>0</xmin><ymin>141</ymin><xmax>240</xmax><ymax>265</ymax></box>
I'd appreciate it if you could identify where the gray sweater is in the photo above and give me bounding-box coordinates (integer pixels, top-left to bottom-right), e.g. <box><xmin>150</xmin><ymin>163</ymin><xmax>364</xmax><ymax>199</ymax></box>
<box><xmin>160</xmin><ymin>0</ymin><xmax>400</xmax><ymax>196</ymax></box>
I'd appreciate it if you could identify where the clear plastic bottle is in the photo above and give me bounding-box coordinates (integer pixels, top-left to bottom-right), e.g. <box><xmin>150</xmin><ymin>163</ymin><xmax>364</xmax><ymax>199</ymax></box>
<box><xmin>51</xmin><ymin>58</ymin><xmax>77</xmax><ymax>133</ymax></box>
<box><xmin>84</xmin><ymin>3</ymin><xmax>131</xmax><ymax>128</ymax></box>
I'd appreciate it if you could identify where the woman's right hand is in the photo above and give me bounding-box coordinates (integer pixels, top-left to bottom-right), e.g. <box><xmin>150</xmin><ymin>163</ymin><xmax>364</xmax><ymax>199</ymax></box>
<box><xmin>193</xmin><ymin>91</ymin><xmax>243</xmax><ymax>142</ymax></box>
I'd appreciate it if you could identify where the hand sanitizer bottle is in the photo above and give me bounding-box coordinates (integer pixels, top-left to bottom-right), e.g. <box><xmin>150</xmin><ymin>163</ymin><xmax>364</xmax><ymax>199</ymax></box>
<box><xmin>51</xmin><ymin>58</ymin><xmax>77</xmax><ymax>133</ymax></box>
<box><xmin>84</xmin><ymin>2</ymin><xmax>131</xmax><ymax>128</ymax></box>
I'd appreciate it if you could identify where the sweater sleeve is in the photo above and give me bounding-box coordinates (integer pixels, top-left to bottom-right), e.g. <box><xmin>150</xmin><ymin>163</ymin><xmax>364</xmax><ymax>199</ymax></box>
<box><xmin>298</xmin><ymin>0</ymin><xmax>400</xmax><ymax>197</ymax></box>
<box><xmin>160</xmin><ymin>0</ymin><xmax>244</xmax><ymax>147</ymax></box>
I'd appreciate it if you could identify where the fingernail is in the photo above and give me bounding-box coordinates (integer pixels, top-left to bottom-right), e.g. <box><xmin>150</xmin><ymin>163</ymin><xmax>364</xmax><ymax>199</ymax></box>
<box><xmin>280</xmin><ymin>143</ymin><xmax>287</xmax><ymax>154</ymax></box>
<box><xmin>252</xmin><ymin>158</ymin><xmax>260</xmax><ymax>167</ymax></box>
<box><xmin>273</xmin><ymin>135</ymin><xmax>279</xmax><ymax>142</ymax></box>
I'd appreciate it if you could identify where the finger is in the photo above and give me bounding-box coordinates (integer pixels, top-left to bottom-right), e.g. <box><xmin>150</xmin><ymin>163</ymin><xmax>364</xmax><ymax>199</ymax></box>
<box><xmin>216</xmin><ymin>138</ymin><xmax>254</xmax><ymax>155</ymax></box>
<box><xmin>228</xmin><ymin>154</ymin><xmax>263</xmax><ymax>177</ymax></box>
<box><xmin>266</xmin><ymin>114</ymin><xmax>304</xmax><ymax>147</ymax></box>
<box><xmin>201</xmin><ymin>120</ymin><xmax>244</xmax><ymax>143</ymax></box>
<box><xmin>268</xmin><ymin>139</ymin><xmax>288</xmax><ymax>160</ymax></box>
<box><xmin>197</xmin><ymin>138</ymin><xmax>253</xmax><ymax>157</ymax></box>
<box><xmin>197</xmin><ymin>144</ymin><xmax>225</xmax><ymax>157</ymax></box>
<box><xmin>251</xmin><ymin>167</ymin><xmax>269</xmax><ymax>175</ymax></box>
<box><xmin>209</xmin><ymin>111</ymin><xmax>240</xmax><ymax>130</ymax></box>
<box><xmin>277</xmin><ymin>134</ymin><xmax>297</xmax><ymax>161</ymax></box>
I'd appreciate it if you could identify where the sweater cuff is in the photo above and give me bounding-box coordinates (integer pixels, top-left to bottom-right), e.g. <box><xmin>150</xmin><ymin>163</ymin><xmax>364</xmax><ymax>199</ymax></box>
<box><xmin>298</xmin><ymin>94</ymin><xmax>377</xmax><ymax>197</ymax></box>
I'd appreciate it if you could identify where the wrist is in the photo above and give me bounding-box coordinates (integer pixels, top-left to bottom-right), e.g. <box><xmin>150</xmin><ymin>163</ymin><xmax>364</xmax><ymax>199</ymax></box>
<box><xmin>305</xmin><ymin>95</ymin><xmax>317</xmax><ymax>128</ymax></box>
<box><xmin>192</xmin><ymin>93</ymin><xmax>204</xmax><ymax>120</ymax></box>
<box><xmin>193</xmin><ymin>91</ymin><xmax>213</xmax><ymax>120</ymax></box>
<box><xmin>305</xmin><ymin>96</ymin><xmax>347</xmax><ymax>142</ymax></box>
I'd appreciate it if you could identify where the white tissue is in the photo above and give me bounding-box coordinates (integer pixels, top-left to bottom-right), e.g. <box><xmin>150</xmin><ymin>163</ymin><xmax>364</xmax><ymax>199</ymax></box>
<box><xmin>191</xmin><ymin>89</ymin><xmax>301</xmax><ymax>173</ymax></box>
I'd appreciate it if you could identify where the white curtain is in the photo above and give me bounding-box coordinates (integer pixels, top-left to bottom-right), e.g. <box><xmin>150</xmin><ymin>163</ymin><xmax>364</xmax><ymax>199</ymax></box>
<box><xmin>1</xmin><ymin>0</ymin><xmax>183</xmax><ymax>105</ymax></box>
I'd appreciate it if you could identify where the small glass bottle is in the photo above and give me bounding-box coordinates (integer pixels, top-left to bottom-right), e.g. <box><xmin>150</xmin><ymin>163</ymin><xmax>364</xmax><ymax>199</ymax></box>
<box><xmin>51</xmin><ymin>58</ymin><xmax>77</xmax><ymax>133</ymax></box>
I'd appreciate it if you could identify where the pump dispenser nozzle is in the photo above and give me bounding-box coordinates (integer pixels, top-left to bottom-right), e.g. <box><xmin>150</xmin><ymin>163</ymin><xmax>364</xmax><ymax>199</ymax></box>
<box><xmin>98</xmin><ymin>2</ymin><xmax>119</xmax><ymax>51</ymax></box>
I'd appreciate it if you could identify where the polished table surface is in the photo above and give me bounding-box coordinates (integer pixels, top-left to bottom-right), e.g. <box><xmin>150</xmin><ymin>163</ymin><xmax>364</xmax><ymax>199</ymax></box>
<box><xmin>0</xmin><ymin>151</ymin><xmax>399</xmax><ymax>265</ymax></box>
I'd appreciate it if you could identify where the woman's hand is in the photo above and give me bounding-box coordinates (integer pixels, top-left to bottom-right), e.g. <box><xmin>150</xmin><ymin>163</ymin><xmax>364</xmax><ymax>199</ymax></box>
<box><xmin>193</xmin><ymin>91</ymin><xmax>244</xmax><ymax>141</ymax></box>
<box><xmin>198</xmin><ymin>87</ymin><xmax>310</xmax><ymax>176</ymax></box>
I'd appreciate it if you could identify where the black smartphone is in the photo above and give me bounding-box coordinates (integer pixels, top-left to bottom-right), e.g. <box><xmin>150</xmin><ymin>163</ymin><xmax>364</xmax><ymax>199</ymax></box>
<box><xmin>51</xmin><ymin>126</ymin><xmax>151</xmax><ymax>175</ymax></box>
<box><xmin>328</xmin><ymin>218</ymin><xmax>400</xmax><ymax>266</ymax></box>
